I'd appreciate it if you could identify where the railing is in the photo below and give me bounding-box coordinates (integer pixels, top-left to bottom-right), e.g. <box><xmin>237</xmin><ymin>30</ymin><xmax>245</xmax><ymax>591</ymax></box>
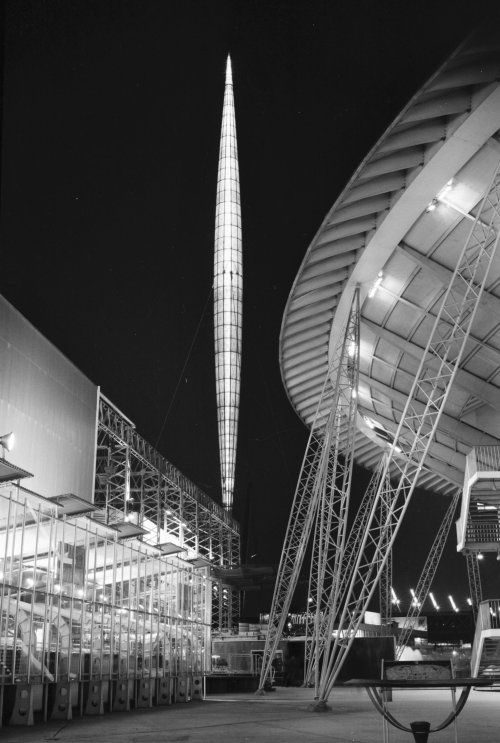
<box><xmin>457</xmin><ymin>447</ymin><xmax>500</xmax><ymax>552</ymax></box>
<box><xmin>467</xmin><ymin>446</ymin><xmax>500</xmax><ymax>482</ymax></box>
<box><xmin>466</xmin><ymin>521</ymin><xmax>500</xmax><ymax>543</ymax></box>
<box><xmin>471</xmin><ymin>599</ymin><xmax>500</xmax><ymax>675</ymax></box>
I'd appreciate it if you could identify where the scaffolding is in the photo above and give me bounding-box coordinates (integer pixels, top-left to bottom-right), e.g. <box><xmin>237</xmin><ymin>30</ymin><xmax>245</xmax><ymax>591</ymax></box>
<box><xmin>0</xmin><ymin>481</ymin><xmax>210</xmax><ymax>723</ymax></box>
<box><xmin>96</xmin><ymin>396</ymin><xmax>241</xmax><ymax>632</ymax></box>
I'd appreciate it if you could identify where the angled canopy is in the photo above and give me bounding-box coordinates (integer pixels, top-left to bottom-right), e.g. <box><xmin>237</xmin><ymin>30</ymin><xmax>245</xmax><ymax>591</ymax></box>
<box><xmin>280</xmin><ymin>28</ymin><xmax>500</xmax><ymax>496</ymax></box>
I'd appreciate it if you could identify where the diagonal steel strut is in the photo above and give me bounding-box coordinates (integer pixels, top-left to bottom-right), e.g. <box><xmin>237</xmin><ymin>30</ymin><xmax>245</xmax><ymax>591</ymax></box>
<box><xmin>396</xmin><ymin>488</ymin><xmax>461</xmax><ymax>656</ymax></box>
<box><xmin>257</xmin><ymin>289</ymin><xmax>360</xmax><ymax>692</ymax></box>
<box><xmin>304</xmin><ymin>297</ymin><xmax>360</xmax><ymax>694</ymax></box>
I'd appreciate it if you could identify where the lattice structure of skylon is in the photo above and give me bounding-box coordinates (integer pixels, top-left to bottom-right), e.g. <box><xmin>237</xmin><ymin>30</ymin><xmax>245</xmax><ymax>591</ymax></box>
<box><xmin>214</xmin><ymin>55</ymin><xmax>242</xmax><ymax>512</ymax></box>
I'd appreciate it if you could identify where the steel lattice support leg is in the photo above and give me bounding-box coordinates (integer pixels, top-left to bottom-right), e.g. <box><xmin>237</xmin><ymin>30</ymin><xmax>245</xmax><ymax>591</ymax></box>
<box><xmin>304</xmin><ymin>455</ymin><xmax>389</xmax><ymax>688</ymax></box>
<box><xmin>308</xmin><ymin>407</ymin><xmax>357</xmax><ymax>696</ymax></box>
<box><xmin>378</xmin><ymin>485</ymin><xmax>393</xmax><ymax>626</ymax></box>
<box><xmin>396</xmin><ymin>489</ymin><xmax>461</xmax><ymax>656</ymax></box>
<box><xmin>313</xmin><ymin>158</ymin><xmax>500</xmax><ymax>708</ymax></box>
<box><xmin>258</xmin><ymin>289</ymin><xmax>360</xmax><ymax>692</ymax></box>
<box><xmin>314</xmin><ymin>463</ymin><xmax>392</xmax><ymax>698</ymax></box>
<box><xmin>466</xmin><ymin>551</ymin><xmax>483</xmax><ymax>620</ymax></box>
<box><xmin>396</xmin><ymin>489</ymin><xmax>461</xmax><ymax>654</ymax></box>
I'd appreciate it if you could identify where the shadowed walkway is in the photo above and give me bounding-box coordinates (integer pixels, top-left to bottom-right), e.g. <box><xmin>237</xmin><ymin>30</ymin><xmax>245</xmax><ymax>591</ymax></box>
<box><xmin>0</xmin><ymin>686</ymin><xmax>498</xmax><ymax>742</ymax></box>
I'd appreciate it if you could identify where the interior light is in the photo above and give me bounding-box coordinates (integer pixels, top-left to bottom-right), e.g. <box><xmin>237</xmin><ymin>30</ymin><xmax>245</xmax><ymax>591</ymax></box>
<box><xmin>368</xmin><ymin>271</ymin><xmax>384</xmax><ymax>299</ymax></box>
<box><xmin>429</xmin><ymin>592</ymin><xmax>440</xmax><ymax>611</ymax></box>
<box><xmin>437</xmin><ymin>179</ymin><xmax>454</xmax><ymax>201</ymax></box>
<box><xmin>477</xmin><ymin>552</ymin><xmax>484</xmax><ymax>560</ymax></box>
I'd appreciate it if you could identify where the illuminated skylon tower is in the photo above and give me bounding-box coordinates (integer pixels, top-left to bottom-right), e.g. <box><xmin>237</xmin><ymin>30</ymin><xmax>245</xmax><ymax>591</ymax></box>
<box><xmin>214</xmin><ymin>55</ymin><xmax>242</xmax><ymax>512</ymax></box>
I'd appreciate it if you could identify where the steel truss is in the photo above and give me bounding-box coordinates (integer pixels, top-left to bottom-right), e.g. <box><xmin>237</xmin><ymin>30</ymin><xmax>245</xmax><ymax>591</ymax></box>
<box><xmin>258</xmin><ymin>290</ymin><xmax>360</xmax><ymax>692</ymax></box>
<box><xmin>466</xmin><ymin>551</ymin><xmax>483</xmax><ymax>620</ymax></box>
<box><xmin>95</xmin><ymin>396</ymin><xmax>241</xmax><ymax>631</ymax></box>
<box><xmin>396</xmin><ymin>488</ymin><xmax>461</xmax><ymax>656</ymax></box>
<box><xmin>304</xmin><ymin>455</ymin><xmax>390</xmax><ymax>688</ymax></box>
<box><xmin>314</xmin><ymin>160</ymin><xmax>500</xmax><ymax>707</ymax></box>
<box><xmin>378</xmin><ymin>476</ymin><xmax>393</xmax><ymax>626</ymax></box>
<box><xmin>312</xmin><ymin>460</ymin><xmax>394</xmax><ymax>695</ymax></box>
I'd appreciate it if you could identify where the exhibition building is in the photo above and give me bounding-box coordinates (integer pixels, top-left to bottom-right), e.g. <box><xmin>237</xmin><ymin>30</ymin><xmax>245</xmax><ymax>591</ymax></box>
<box><xmin>0</xmin><ymin>293</ymin><xmax>240</xmax><ymax>723</ymax></box>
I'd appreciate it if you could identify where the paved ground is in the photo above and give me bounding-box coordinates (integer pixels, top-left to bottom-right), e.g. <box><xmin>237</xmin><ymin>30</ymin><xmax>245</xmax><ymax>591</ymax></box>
<box><xmin>0</xmin><ymin>685</ymin><xmax>499</xmax><ymax>742</ymax></box>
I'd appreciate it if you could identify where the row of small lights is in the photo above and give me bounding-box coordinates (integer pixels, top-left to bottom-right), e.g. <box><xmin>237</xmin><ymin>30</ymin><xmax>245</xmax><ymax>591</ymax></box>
<box><xmin>390</xmin><ymin>587</ymin><xmax>475</xmax><ymax>613</ymax></box>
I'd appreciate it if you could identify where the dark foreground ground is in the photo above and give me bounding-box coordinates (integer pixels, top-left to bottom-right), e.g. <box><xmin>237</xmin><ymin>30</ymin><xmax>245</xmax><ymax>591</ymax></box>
<box><xmin>0</xmin><ymin>685</ymin><xmax>498</xmax><ymax>742</ymax></box>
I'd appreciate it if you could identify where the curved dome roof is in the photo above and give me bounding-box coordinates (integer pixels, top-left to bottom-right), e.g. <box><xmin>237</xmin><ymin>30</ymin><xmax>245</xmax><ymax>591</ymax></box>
<box><xmin>280</xmin><ymin>28</ymin><xmax>500</xmax><ymax>496</ymax></box>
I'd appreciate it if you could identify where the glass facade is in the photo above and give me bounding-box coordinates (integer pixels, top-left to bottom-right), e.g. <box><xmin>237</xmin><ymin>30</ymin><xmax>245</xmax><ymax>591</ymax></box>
<box><xmin>0</xmin><ymin>391</ymin><xmax>241</xmax><ymax>725</ymax></box>
<box><xmin>0</xmin><ymin>482</ymin><xmax>211</xmax><ymax>720</ymax></box>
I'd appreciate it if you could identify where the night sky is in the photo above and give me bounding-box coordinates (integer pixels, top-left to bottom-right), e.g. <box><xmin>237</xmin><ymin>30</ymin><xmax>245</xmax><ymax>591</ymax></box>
<box><xmin>1</xmin><ymin>0</ymin><xmax>498</xmax><ymax>617</ymax></box>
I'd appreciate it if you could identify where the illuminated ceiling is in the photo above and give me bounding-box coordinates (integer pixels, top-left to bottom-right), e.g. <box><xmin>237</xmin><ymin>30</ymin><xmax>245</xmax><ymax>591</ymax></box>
<box><xmin>280</xmin><ymin>28</ymin><xmax>500</xmax><ymax>496</ymax></box>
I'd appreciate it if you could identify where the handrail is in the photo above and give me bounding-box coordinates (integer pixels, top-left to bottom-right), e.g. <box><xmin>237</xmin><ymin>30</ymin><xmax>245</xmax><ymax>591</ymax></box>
<box><xmin>471</xmin><ymin>598</ymin><xmax>500</xmax><ymax>676</ymax></box>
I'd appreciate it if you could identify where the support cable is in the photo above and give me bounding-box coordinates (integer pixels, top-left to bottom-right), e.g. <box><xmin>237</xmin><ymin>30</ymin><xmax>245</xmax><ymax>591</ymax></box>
<box><xmin>155</xmin><ymin>284</ymin><xmax>213</xmax><ymax>448</ymax></box>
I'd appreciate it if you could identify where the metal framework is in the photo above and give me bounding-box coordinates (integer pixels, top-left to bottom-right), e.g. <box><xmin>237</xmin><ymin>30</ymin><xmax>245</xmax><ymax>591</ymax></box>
<box><xmin>0</xmin><ymin>482</ymin><xmax>212</xmax><ymax>717</ymax></box>
<box><xmin>378</xmin><ymin>478</ymin><xmax>393</xmax><ymax>626</ymax></box>
<box><xmin>304</xmin><ymin>454</ymin><xmax>389</xmax><ymax>688</ymax></box>
<box><xmin>466</xmin><ymin>552</ymin><xmax>483</xmax><ymax>620</ymax></box>
<box><xmin>396</xmin><ymin>489</ymin><xmax>461</xmax><ymax>656</ymax></box>
<box><xmin>95</xmin><ymin>396</ymin><xmax>241</xmax><ymax>630</ymax></box>
<box><xmin>314</xmin><ymin>159</ymin><xmax>500</xmax><ymax>707</ymax></box>
<box><xmin>258</xmin><ymin>289</ymin><xmax>360</xmax><ymax>692</ymax></box>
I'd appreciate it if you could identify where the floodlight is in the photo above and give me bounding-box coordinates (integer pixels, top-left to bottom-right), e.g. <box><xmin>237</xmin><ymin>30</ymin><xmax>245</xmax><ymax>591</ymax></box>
<box><xmin>0</xmin><ymin>432</ymin><xmax>15</xmax><ymax>453</ymax></box>
<box><xmin>368</xmin><ymin>271</ymin><xmax>384</xmax><ymax>298</ymax></box>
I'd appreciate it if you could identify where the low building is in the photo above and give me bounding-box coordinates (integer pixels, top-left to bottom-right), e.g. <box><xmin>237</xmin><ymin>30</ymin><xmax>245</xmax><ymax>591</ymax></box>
<box><xmin>0</xmin><ymin>295</ymin><xmax>240</xmax><ymax>724</ymax></box>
